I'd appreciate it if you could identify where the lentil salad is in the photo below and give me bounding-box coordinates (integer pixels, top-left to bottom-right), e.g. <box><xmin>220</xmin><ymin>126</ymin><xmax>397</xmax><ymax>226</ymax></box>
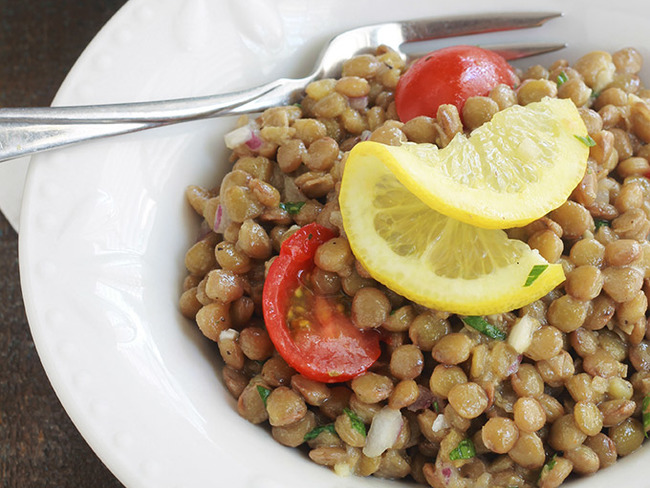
<box><xmin>180</xmin><ymin>45</ymin><xmax>650</xmax><ymax>488</ymax></box>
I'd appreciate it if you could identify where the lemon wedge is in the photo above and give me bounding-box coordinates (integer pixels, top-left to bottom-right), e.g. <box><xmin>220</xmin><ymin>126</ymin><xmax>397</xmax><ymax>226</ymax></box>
<box><xmin>347</xmin><ymin>97</ymin><xmax>589</xmax><ymax>229</ymax></box>
<box><xmin>339</xmin><ymin>144</ymin><xmax>565</xmax><ymax>315</ymax></box>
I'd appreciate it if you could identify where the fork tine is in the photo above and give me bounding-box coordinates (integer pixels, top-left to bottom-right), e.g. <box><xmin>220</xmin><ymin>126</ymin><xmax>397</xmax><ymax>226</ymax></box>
<box><xmin>481</xmin><ymin>42</ymin><xmax>567</xmax><ymax>61</ymax></box>
<box><xmin>403</xmin><ymin>42</ymin><xmax>566</xmax><ymax>63</ymax></box>
<box><xmin>398</xmin><ymin>12</ymin><xmax>562</xmax><ymax>45</ymax></box>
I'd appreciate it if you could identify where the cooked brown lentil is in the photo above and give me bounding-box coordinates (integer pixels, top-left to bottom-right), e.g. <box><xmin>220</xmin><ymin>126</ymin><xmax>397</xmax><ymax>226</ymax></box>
<box><xmin>181</xmin><ymin>46</ymin><xmax>650</xmax><ymax>487</ymax></box>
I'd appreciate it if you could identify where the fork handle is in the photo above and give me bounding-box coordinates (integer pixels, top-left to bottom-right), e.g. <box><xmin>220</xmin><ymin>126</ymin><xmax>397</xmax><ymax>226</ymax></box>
<box><xmin>0</xmin><ymin>76</ymin><xmax>310</xmax><ymax>162</ymax></box>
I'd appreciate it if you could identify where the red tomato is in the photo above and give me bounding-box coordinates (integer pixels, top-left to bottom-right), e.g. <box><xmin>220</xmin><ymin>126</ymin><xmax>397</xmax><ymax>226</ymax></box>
<box><xmin>262</xmin><ymin>223</ymin><xmax>381</xmax><ymax>383</ymax></box>
<box><xmin>395</xmin><ymin>45</ymin><xmax>517</xmax><ymax>122</ymax></box>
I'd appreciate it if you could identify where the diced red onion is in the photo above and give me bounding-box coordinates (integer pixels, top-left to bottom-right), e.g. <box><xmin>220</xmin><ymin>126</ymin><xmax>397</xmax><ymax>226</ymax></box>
<box><xmin>224</xmin><ymin>125</ymin><xmax>253</xmax><ymax>149</ymax></box>
<box><xmin>349</xmin><ymin>96</ymin><xmax>368</xmax><ymax>111</ymax></box>
<box><xmin>431</xmin><ymin>413</ymin><xmax>449</xmax><ymax>432</ymax></box>
<box><xmin>218</xmin><ymin>329</ymin><xmax>239</xmax><ymax>341</ymax></box>
<box><xmin>213</xmin><ymin>204</ymin><xmax>223</xmax><ymax>231</ymax></box>
<box><xmin>223</xmin><ymin>123</ymin><xmax>263</xmax><ymax>151</ymax></box>
<box><xmin>508</xmin><ymin>314</ymin><xmax>537</xmax><ymax>353</ymax></box>
<box><xmin>283</xmin><ymin>175</ymin><xmax>306</xmax><ymax>202</ymax></box>
<box><xmin>362</xmin><ymin>407</ymin><xmax>403</xmax><ymax>458</ymax></box>
<box><xmin>213</xmin><ymin>204</ymin><xmax>231</xmax><ymax>234</ymax></box>
<box><xmin>360</xmin><ymin>130</ymin><xmax>372</xmax><ymax>141</ymax></box>
<box><xmin>427</xmin><ymin>462</ymin><xmax>455</xmax><ymax>487</ymax></box>
<box><xmin>407</xmin><ymin>385</ymin><xmax>434</xmax><ymax>412</ymax></box>
<box><xmin>506</xmin><ymin>354</ymin><xmax>523</xmax><ymax>376</ymax></box>
<box><xmin>245</xmin><ymin>131</ymin><xmax>263</xmax><ymax>150</ymax></box>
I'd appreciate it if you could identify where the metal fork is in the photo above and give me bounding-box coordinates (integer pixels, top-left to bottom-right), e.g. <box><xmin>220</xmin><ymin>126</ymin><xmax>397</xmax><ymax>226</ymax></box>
<box><xmin>0</xmin><ymin>12</ymin><xmax>563</xmax><ymax>163</ymax></box>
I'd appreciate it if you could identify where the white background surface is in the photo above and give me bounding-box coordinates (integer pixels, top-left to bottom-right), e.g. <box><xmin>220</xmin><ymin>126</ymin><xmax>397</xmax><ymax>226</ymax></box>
<box><xmin>13</xmin><ymin>0</ymin><xmax>650</xmax><ymax>486</ymax></box>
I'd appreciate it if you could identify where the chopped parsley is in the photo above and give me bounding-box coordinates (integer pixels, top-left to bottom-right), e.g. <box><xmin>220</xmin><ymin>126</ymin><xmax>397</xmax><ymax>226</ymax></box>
<box><xmin>279</xmin><ymin>201</ymin><xmax>306</xmax><ymax>215</ymax></box>
<box><xmin>574</xmin><ymin>134</ymin><xmax>596</xmax><ymax>147</ymax></box>
<box><xmin>256</xmin><ymin>385</ymin><xmax>271</xmax><ymax>406</ymax></box>
<box><xmin>449</xmin><ymin>439</ymin><xmax>475</xmax><ymax>460</ymax></box>
<box><xmin>304</xmin><ymin>423</ymin><xmax>337</xmax><ymax>441</ymax></box>
<box><xmin>594</xmin><ymin>218</ymin><xmax>611</xmax><ymax>230</ymax></box>
<box><xmin>556</xmin><ymin>71</ymin><xmax>568</xmax><ymax>86</ymax></box>
<box><xmin>524</xmin><ymin>264</ymin><xmax>549</xmax><ymax>287</ymax></box>
<box><xmin>462</xmin><ymin>316</ymin><xmax>507</xmax><ymax>340</ymax></box>
<box><xmin>344</xmin><ymin>408</ymin><xmax>366</xmax><ymax>437</ymax></box>
<box><xmin>642</xmin><ymin>396</ymin><xmax>650</xmax><ymax>438</ymax></box>
<box><xmin>545</xmin><ymin>456</ymin><xmax>557</xmax><ymax>470</ymax></box>
<box><xmin>433</xmin><ymin>401</ymin><xmax>440</xmax><ymax>413</ymax></box>
<box><xmin>540</xmin><ymin>454</ymin><xmax>558</xmax><ymax>480</ymax></box>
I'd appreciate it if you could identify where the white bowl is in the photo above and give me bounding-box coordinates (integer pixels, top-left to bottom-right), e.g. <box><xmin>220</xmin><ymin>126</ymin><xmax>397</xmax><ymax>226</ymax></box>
<box><xmin>19</xmin><ymin>0</ymin><xmax>650</xmax><ymax>486</ymax></box>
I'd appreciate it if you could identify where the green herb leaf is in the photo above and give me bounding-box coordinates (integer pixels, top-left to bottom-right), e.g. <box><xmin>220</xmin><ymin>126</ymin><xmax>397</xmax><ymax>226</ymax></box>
<box><xmin>540</xmin><ymin>454</ymin><xmax>558</xmax><ymax>478</ymax></box>
<box><xmin>344</xmin><ymin>408</ymin><xmax>367</xmax><ymax>437</ymax></box>
<box><xmin>556</xmin><ymin>71</ymin><xmax>568</xmax><ymax>86</ymax></box>
<box><xmin>433</xmin><ymin>401</ymin><xmax>440</xmax><ymax>413</ymax></box>
<box><xmin>642</xmin><ymin>396</ymin><xmax>650</xmax><ymax>438</ymax></box>
<box><xmin>449</xmin><ymin>439</ymin><xmax>475</xmax><ymax>460</ymax></box>
<box><xmin>594</xmin><ymin>218</ymin><xmax>611</xmax><ymax>230</ymax></box>
<box><xmin>304</xmin><ymin>423</ymin><xmax>337</xmax><ymax>441</ymax></box>
<box><xmin>524</xmin><ymin>264</ymin><xmax>549</xmax><ymax>287</ymax></box>
<box><xmin>256</xmin><ymin>385</ymin><xmax>271</xmax><ymax>406</ymax></box>
<box><xmin>280</xmin><ymin>201</ymin><xmax>306</xmax><ymax>215</ymax></box>
<box><xmin>462</xmin><ymin>316</ymin><xmax>507</xmax><ymax>340</ymax></box>
<box><xmin>574</xmin><ymin>134</ymin><xmax>596</xmax><ymax>147</ymax></box>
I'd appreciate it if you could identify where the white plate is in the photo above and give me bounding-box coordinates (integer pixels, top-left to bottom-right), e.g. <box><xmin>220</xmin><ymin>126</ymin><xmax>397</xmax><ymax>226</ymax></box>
<box><xmin>0</xmin><ymin>155</ymin><xmax>29</xmax><ymax>231</ymax></box>
<box><xmin>18</xmin><ymin>0</ymin><xmax>650</xmax><ymax>486</ymax></box>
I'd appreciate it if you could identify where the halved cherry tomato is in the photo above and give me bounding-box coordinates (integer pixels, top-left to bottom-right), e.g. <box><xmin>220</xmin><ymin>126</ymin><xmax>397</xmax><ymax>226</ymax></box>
<box><xmin>395</xmin><ymin>45</ymin><xmax>517</xmax><ymax>122</ymax></box>
<box><xmin>262</xmin><ymin>223</ymin><xmax>381</xmax><ymax>383</ymax></box>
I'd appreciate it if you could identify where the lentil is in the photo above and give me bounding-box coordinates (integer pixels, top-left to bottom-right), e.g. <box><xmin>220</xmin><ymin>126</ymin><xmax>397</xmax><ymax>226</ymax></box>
<box><xmin>388</xmin><ymin>380</ymin><xmax>419</xmax><ymax>409</ymax></box>
<box><xmin>389</xmin><ymin>344</ymin><xmax>424</xmax><ymax>380</ymax></box>
<box><xmin>350</xmin><ymin>372</ymin><xmax>393</xmax><ymax>404</ymax></box>
<box><xmin>564</xmin><ymin>445</ymin><xmax>600</xmax><ymax>475</ymax></box>
<box><xmin>351</xmin><ymin>287</ymin><xmax>391</xmax><ymax>329</ymax></box>
<box><xmin>431</xmin><ymin>333</ymin><xmax>472</xmax><ymax>365</ymax></box>
<box><xmin>508</xmin><ymin>432</ymin><xmax>546</xmax><ymax>469</ymax></box>
<box><xmin>447</xmin><ymin>382</ymin><xmax>488</xmax><ymax>419</ymax></box>
<box><xmin>609</xmin><ymin>418</ymin><xmax>644</xmax><ymax>456</ymax></box>
<box><xmin>272</xmin><ymin>410</ymin><xmax>317</xmax><ymax>447</ymax></box>
<box><xmin>481</xmin><ymin>417</ymin><xmax>519</xmax><ymax>453</ymax></box>
<box><xmin>429</xmin><ymin>364</ymin><xmax>468</xmax><ymax>398</ymax></box>
<box><xmin>574</xmin><ymin>401</ymin><xmax>604</xmax><ymax>436</ymax></box>
<box><xmin>538</xmin><ymin>456</ymin><xmax>573</xmax><ymax>488</ymax></box>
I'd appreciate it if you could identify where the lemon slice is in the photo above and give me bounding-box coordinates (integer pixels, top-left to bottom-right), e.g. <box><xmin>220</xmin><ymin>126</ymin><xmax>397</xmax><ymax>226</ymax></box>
<box><xmin>339</xmin><ymin>152</ymin><xmax>564</xmax><ymax>315</ymax></box>
<box><xmin>347</xmin><ymin>97</ymin><xmax>589</xmax><ymax>229</ymax></box>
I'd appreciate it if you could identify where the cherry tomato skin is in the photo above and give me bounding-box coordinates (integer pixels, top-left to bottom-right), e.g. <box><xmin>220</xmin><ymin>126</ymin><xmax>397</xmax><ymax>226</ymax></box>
<box><xmin>262</xmin><ymin>223</ymin><xmax>381</xmax><ymax>383</ymax></box>
<box><xmin>395</xmin><ymin>45</ymin><xmax>517</xmax><ymax>122</ymax></box>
